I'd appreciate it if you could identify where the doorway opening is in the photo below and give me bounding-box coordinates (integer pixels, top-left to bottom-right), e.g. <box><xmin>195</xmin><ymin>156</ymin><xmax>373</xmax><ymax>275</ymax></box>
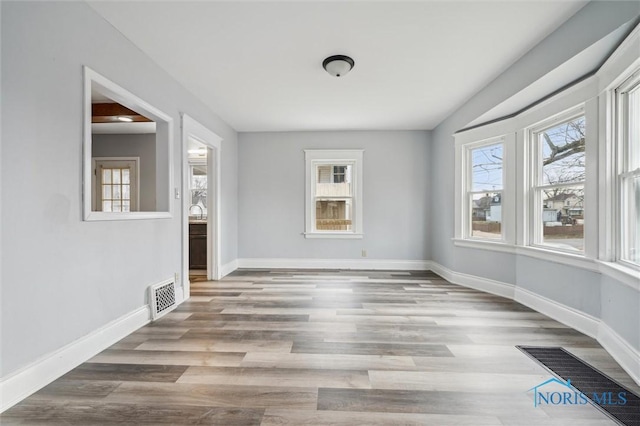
<box><xmin>188</xmin><ymin>140</ymin><xmax>208</xmax><ymax>283</ymax></box>
<box><xmin>181</xmin><ymin>114</ymin><xmax>222</xmax><ymax>303</ymax></box>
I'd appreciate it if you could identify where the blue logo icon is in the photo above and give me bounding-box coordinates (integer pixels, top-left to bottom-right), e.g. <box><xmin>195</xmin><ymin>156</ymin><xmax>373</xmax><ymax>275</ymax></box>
<box><xmin>527</xmin><ymin>377</ymin><xmax>627</xmax><ymax>408</ymax></box>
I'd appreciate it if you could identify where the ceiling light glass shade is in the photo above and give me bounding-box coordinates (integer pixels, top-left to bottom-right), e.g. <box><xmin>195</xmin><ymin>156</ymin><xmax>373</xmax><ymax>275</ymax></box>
<box><xmin>323</xmin><ymin>55</ymin><xmax>354</xmax><ymax>77</ymax></box>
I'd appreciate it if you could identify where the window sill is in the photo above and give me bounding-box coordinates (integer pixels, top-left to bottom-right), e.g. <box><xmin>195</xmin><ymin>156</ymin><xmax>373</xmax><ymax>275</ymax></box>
<box><xmin>84</xmin><ymin>211</ymin><xmax>173</xmax><ymax>221</ymax></box>
<box><xmin>452</xmin><ymin>239</ymin><xmax>600</xmax><ymax>272</ymax></box>
<box><xmin>515</xmin><ymin>245</ymin><xmax>597</xmax><ymax>271</ymax></box>
<box><xmin>452</xmin><ymin>238</ymin><xmax>516</xmax><ymax>254</ymax></box>
<box><xmin>596</xmin><ymin>261</ymin><xmax>640</xmax><ymax>291</ymax></box>
<box><xmin>304</xmin><ymin>232</ymin><xmax>363</xmax><ymax>239</ymax></box>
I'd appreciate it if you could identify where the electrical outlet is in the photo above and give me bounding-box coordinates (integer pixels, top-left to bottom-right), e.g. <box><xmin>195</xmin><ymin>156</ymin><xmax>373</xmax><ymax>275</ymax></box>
<box><xmin>362</xmin><ymin>249</ymin><xmax>367</xmax><ymax>257</ymax></box>
<box><xmin>175</xmin><ymin>272</ymin><xmax>180</xmax><ymax>285</ymax></box>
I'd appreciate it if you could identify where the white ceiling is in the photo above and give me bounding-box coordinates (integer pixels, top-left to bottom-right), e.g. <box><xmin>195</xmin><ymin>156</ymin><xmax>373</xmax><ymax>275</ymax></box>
<box><xmin>88</xmin><ymin>1</ymin><xmax>587</xmax><ymax>132</ymax></box>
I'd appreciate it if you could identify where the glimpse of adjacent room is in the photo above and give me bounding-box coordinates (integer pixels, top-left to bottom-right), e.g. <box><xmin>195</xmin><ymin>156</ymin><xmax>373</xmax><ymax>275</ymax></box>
<box><xmin>187</xmin><ymin>139</ymin><xmax>209</xmax><ymax>283</ymax></box>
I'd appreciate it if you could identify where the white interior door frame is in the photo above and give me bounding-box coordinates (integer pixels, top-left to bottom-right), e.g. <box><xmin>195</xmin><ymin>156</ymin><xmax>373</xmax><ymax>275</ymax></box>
<box><xmin>181</xmin><ymin>114</ymin><xmax>223</xmax><ymax>301</ymax></box>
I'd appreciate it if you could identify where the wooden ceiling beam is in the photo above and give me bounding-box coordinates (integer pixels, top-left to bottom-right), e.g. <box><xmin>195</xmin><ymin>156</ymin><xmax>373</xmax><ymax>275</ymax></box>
<box><xmin>92</xmin><ymin>102</ymin><xmax>153</xmax><ymax>123</ymax></box>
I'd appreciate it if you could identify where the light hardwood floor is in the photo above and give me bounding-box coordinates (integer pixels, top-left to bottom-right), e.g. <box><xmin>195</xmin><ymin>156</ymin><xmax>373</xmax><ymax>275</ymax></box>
<box><xmin>3</xmin><ymin>270</ymin><xmax>638</xmax><ymax>425</ymax></box>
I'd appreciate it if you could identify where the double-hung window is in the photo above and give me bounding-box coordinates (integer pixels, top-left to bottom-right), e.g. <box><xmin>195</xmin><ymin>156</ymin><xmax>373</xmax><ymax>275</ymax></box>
<box><xmin>529</xmin><ymin>108</ymin><xmax>586</xmax><ymax>253</ymax></box>
<box><xmin>615</xmin><ymin>70</ymin><xmax>640</xmax><ymax>266</ymax></box>
<box><xmin>466</xmin><ymin>140</ymin><xmax>504</xmax><ymax>240</ymax></box>
<box><xmin>304</xmin><ymin>149</ymin><xmax>363</xmax><ymax>238</ymax></box>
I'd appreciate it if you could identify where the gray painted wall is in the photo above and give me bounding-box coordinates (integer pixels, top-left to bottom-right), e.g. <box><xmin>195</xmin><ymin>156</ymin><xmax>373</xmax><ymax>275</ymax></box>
<box><xmin>92</xmin><ymin>133</ymin><xmax>157</xmax><ymax>212</ymax></box>
<box><xmin>238</xmin><ymin>131</ymin><xmax>431</xmax><ymax>261</ymax></box>
<box><xmin>430</xmin><ymin>1</ymin><xmax>640</xmax><ymax>350</ymax></box>
<box><xmin>600</xmin><ymin>276</ymin><xmax>639</xmax><ymax>350</ymax></box>
<box><xmin>0</xmin><ymin>1</ymin><xmax>238</xmax><ymax>377</ymax></box>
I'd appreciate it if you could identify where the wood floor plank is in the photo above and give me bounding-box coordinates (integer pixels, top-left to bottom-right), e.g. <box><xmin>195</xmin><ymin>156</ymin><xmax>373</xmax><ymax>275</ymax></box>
<box><xmin>177</xmin><ymin>366</ymin><xmax>371</xmax><ymax>389</ymax></box>
<box><xmin>105</xmin><ymin>382</ymin><xmax>318</xmax><ymax>410</ymax></box>
<box><xmin>261</xmin><ymin>408</ymin><xmax>503</xmax><ymax>425</ymax></box>
<box><xmin>241</xmin><ymin>352</ymin><xmax>418</xmax><ymax>371</ymax></box>
<box><xmin>368</xmin><ymin>370</ymin><xmax>547</xmax><ymax>392</ymax></box>
<box><xmin>0</xmin><ymin>400</ymin><xmax>264</xmax><ymax>425</ymax></box>
<box><xmin>136</xmin><ymin>338</ymin><xmax>293</xmax><ymax>353</ymax></box>
<box><xmin>26</xmin><ymin>380</ymin><xmax>122</xmax><ymax>401</ymax></box>
<box><xmin>317</xmin><ymin>388</ymin><xmax>547</xmax><ymax>417</ymax></box>
<box><xmin>292</xmin><ymin>341</ymin><xmax>454</xmax><ymax>357</ymax></box>
<box><xmin>188</xmin><ymin>313</ymin><xmax>310</xmax><ymax>322</ymax></box>
<box><xmin>88</xmin><ymin>349</ymin><xmax>246</xmax><ymax>367</ymax></box>
<box><xmin>61</xmin><ymin>362</ymin><xmax>189</xmax><ymax>383</ymax></box>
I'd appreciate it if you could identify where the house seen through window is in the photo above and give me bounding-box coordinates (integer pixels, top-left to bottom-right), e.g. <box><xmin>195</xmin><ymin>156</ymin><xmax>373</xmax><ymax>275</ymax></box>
<box><xmin>304</xmin><ymin>149</ymin><xmax>363</xmax><ymax>238</ymax></box>
<box><xmin>531</xmin><ymin>113</ymin><xmax>585</xmax><ymax>252</ymax></box>
<box><xmin>469</xmin><ymin>142</ymin><xmax>503</xmax><ymax>240</ymax></box>
<box><xmin>315</xmin><ymin>164</ymin><xmax>352</xmax><ymax>231</ymax></box>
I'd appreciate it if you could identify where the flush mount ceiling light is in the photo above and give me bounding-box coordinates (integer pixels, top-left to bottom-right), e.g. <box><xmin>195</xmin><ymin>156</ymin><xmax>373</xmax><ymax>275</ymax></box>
<box><xmin>322</xmin><ymin>55</ymin><xmax>355</xmax><ymax>77</ymax></box>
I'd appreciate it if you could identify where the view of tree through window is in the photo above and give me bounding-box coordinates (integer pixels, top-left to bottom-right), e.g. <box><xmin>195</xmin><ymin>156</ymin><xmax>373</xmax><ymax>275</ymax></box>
<box><xmin>536</xmin><ymin>115</ymin><xmax>585</xmax><ymax>251</ymax></box>
<box><xmin>190</xmin><ymin>164</ymin><xmax>207</xmax><ymax>218</ymax></box>
<box><xmin>470</xmin><ymin>143</ymin><xmax>503</xmax><ymax>239</ymax></box>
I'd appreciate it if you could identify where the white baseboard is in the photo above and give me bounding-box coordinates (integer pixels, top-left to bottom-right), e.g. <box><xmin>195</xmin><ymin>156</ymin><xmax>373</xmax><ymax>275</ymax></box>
<box><xmin>597</xmin><ymin>322</ymin><xmax>640</xmax><ymax>385</ymax></box>
<box><xmin>220</xmin><ymin>259</ymin><xmax>238</xmax><ymax>278</ymax></box>
<box><xmin>430</xmin><ymin>262</ymin><xmax>515</xmax><ymax>299</ymax></box>
<box><xmin>0</xmin><ymin>305</ymin><xmax>150</xmax><ymax>413</ymax></box>
<box><xmin>236</xmin><ymin>258</ymin><xmax>432</xmax><ymax>271</ymax></box>
<box><xmin>432</xmin><ymin>261</ymin><xmax>638</xmax><ymax>386</ymax></box>
<box><xmin>514</xmin><ymin>287</ymin><xmax>600</xmax><ymax>338</ymax></box>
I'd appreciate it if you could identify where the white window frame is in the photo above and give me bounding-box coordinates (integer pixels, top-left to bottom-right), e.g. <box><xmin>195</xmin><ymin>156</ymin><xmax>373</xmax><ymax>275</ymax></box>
<box><xmin>526</xmin><ymin>105</ymin><xmax>587</xmax><ymax>255</ymax></box>
<box><xmin>304</xmin><ymin>149</ymin><xmax>363</xmax><ymax>239</ymax></box>
<box><xmin>83</xmin><ymin>66</ymin><xmax>173</xmax><ymax>221</ymax></box>
<box><xmin>92</xmin><ymin>157</ymin><xmax>140</xmax><ymax>212</ymax></box>
<box><xmin>454</xmin><ymin>124</ymin><xmax>515</xmax><ymax>251</ymax></box>
<box><xmin>614</xmin><ymin>68</ymin><xmax>640</xmax><ymax>269</ymax></box>
<box><xmin>464</xmin><ymin>137</ymin><xmax>506</xmax><ymax>241</ymax></box>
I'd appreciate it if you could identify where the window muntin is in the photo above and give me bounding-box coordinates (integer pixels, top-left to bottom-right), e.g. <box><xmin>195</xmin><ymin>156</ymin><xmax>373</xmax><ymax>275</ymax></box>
<box><xmin>304</xmin><ymin>150</ymin><xmax>363</xmax><ymax>238</ymax></box>
<box><xmin>101</xmin><ymin>167</ymin><xmax>131</xmax><ymax>212</ymax></box>
<box><xmin>333</xmin><ymin>166</ymin><xmax>346</xmax><ymax>183</ymax></box>
<box><xmin>93</xmin><ymin>158</ymin><xmax>138</xmax><ymax>213</ymax></box>
<box><xmin>617</xmin><ymin>73</ymin><xmax>640</xmax><ymax>266</ymax></box>
<box><xmin>467</xmin><ymin>142</ymin><xmax>504</xmax><ymax>240</ymax></box>
<box><xmin>531</xmin><ymin>112</ymin><xmax>586</xmax><ymax>253</ymax></box>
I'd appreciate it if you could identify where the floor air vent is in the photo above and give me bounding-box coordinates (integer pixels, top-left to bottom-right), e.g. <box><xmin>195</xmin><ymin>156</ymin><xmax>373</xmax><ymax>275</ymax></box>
<box><xmin>518</xmin><ymin>346</ymin><xmax>640</xmax><ymax>426</ymax></box>
<box><xmin>149</xmin><ymin>278</ymin><xmax>177</xmax><ymax>320</ymax></box>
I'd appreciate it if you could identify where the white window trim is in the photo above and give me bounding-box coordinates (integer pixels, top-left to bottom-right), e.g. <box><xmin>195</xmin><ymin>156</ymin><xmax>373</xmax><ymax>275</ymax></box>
<box><xmin>524</xmin><ymin>104</ymin><xmax>588</xmax><ymax>256</ymax></box>
<box><xmin>611</xmin><ymin>64</ymin><xmax>640</xmax><ymax>270</ymax></box>
<box><xmin>454</xmin><ymin>123</ymin><xmax>515</xmax><ymax>248</ymax></box>
<box><xmin>304</xmin><ymin>149</ymin><xmax>364</xmax><ymax>239</ymax></box>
